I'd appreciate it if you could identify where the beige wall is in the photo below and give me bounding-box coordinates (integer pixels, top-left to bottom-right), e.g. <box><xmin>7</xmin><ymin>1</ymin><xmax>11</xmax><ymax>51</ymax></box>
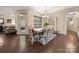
<box><xmin>50</xmin><ymin>10</ymin><xmax>67</xmax><ymax>34</ymax></box>
<box><xmin>4</xmin><ymin>16</ymin><xmax>16</xmax><ymax>26</ymax></box>
<box><xmin>28</xmin><ymin>6</ymin><xmax>79</xmax><ymax>35</ymax></box>
<box><xmin>50</xmin><ymin>6</ymin><xmax>79</xmax><ymax>35</ymax></box>
<box><xmin>0</xmin><ymin>15</ymin><xmax>15</xmax><ymax>26</ymax></box>
<box><xmin>0</xmin><ymin>7</ymin><xmax>79</xmax><ymax>35</ymax></box>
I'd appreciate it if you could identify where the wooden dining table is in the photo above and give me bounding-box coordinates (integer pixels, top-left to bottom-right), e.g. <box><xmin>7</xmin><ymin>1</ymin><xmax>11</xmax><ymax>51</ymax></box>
<box><xmin>32</xmin><ymin>28</ymin><xmax>44</xmax><ymax>42</ymax></box>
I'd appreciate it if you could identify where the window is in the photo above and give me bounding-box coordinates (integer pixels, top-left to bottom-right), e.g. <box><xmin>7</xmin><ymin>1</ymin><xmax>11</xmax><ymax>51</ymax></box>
<box><xmin>0</xmin><ymin>18</ymin><xmax>4</xmax><ymax>24</ymax></box>
<box><xmin>34</xmin><ymin>16</ymin><xmax>42</xmax><ymax>28</ymax></box>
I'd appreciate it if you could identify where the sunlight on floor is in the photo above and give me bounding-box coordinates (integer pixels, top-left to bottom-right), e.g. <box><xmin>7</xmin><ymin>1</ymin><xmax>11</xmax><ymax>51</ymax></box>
<box><xmin>0</xmin><ymin>36</ymin><xmax>3</xmax><ymax>47</ymax></box>
<box><xmin>19</xmin><ymin>36</ymin><xmax>26</xmax><ymax>52</ymax></box>
<box><xmin>66</xmin><ymin>42</ymin><xmax>76</xmax><ymax>53</ymax></box>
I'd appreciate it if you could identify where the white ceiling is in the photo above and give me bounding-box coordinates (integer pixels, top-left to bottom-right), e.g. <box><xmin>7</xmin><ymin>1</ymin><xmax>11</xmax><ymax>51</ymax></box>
<box><xmin>0</xmin><ymin>6</ymin><xmax>30</xmax><ymax>16</ymax></box>
<box><xmin>30</xmin><ymin>6</ymin><xmax>72</xmax><ymax>14</ymax></box>
<box><xmin>0</xmin><ymin>6</ymin><xmax>72</xmax><ymax>16</ymax></box>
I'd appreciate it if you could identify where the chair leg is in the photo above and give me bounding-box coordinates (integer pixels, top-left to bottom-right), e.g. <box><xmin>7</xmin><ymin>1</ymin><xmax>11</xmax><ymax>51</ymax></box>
<box><xmin>31</xmin><ymin>37</ymin><xmax>34</xmax><ymax>45</ymax></box>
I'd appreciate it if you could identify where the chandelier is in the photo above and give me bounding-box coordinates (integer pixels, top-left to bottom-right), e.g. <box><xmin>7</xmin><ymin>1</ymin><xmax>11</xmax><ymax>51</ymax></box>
<box><xmin>42</xmin><ymin>6</ymin><xmax>50</xmax><ymax>18</ymax></box>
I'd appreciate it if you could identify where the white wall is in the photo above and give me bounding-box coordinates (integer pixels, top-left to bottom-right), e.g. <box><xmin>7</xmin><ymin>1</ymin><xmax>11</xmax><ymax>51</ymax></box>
<box><xmin>0</xmin><ymin>15</ymin><xmax>5</xmax><ymax>26</ymax></box>
<box><xmin>50</xmin><ymin>6</ymin><xmax>79</xmax><ymax>35</ymax></box>
<box><xmin>0</xmin><ymin>6</ymin><xmax>79</xmax><ymax>35</ymax></box>
<box><xmin>0</xmin><ymin>6</ymin><xmax>40</xmax><ymax>28</ymax></box>
<box><xmin>50</xmin><ymin>10</ymin><xmax>67</xmax><ymax>35</ymax></box>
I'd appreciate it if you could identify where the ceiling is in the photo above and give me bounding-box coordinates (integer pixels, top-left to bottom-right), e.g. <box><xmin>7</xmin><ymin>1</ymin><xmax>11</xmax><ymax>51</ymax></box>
<box><xmin>0</xmin><ymin>6</ymin><xmax>30</xmax><ymax>16</ymax></box>
<box><xmin>0</xmin><ymin>6</ymin><xmax>72</xmax><ymax>16</ymax></box>
<box><xmin>30</xmin><ymin>6</ymin><xmax>72</xmax><ymax>14</ymax></box>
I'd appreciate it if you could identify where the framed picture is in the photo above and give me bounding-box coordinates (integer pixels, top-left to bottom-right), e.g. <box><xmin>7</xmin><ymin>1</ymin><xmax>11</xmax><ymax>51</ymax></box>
<box><xmin>7</xmin><ymin>19</ymin><xmax>12</xmax><ymax>23</ymax></box>
<box><xmin>0</xmin><ymin>18</ymin><xmax>4</xmax><ymax>24</ymax></box>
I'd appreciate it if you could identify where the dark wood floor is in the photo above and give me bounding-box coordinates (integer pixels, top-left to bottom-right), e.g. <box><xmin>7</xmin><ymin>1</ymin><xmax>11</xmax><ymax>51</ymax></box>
<box><xmin>0</xmin><ymin>31</ymin><xmax>78</xmax><ymax>53</ymax></box>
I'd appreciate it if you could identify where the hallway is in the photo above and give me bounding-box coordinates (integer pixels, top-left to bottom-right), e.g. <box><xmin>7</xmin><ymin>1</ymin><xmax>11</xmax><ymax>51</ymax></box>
<box><xmin>0</xmin><ymin>31</ymin><xmax>78</xmax><ymax>53</ymax></box>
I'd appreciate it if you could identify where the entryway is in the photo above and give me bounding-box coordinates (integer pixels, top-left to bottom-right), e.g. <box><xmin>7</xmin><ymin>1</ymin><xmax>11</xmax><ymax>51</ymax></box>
<box><xmin>67</xmin><ymin>11</ymin><xmax>78</xmax><ymax>32</ymax></box>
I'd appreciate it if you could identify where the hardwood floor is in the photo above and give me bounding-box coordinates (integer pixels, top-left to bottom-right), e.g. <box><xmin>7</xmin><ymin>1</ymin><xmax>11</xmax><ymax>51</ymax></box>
<box><xmin>0</xmin><ymin>31</ymin><xmax>78</xmax><ymax>53</ymax></box>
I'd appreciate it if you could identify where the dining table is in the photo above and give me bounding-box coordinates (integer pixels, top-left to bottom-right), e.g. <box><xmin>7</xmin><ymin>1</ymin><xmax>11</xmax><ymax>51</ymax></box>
<box><xmin>32</xmin><ymin>28</ymin><xmax>44</xmax><ymax>42</ymax></box>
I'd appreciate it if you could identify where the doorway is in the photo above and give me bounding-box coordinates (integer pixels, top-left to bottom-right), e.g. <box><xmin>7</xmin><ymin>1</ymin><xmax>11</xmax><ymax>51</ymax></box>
<box><xmin>67</xmin><ymin>11</ymin><xmax>78</xmax><ymax>33</ymax></box>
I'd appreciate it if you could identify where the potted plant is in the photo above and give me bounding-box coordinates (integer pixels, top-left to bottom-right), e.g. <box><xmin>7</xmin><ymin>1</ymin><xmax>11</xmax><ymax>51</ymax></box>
<box><xmin>43</xmin><ymin>22</ymin><xmax>49</xmax><ymax>29</ymax></box>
